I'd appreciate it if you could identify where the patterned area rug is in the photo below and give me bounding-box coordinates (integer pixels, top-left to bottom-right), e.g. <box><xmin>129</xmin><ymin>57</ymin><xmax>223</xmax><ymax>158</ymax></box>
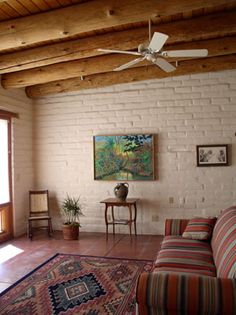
<box><xmin>0</xmin><ymin>253</ymin><xmax>152</xmax><ymax>315</ymax></box>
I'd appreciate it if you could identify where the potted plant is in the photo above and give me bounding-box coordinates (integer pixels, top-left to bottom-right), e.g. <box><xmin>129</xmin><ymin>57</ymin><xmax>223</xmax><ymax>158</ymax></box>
<box><xmin>61</xmin><ymin>195</ymin><xmax>83</xmax><ymax>240</ymax></box>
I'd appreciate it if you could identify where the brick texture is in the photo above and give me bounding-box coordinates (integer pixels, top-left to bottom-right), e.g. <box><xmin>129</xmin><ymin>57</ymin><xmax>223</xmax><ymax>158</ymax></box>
<box><xmin>34</xmin><ymin>69</ymin><xmax>236</xmax><ymax>235</ymax></box>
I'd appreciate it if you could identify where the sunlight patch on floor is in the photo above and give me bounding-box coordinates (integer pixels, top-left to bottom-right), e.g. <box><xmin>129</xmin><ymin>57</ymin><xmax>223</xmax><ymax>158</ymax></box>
<box><xmin>0</xmin><ymin>244</ymin><xmax>24</xmax><ymax>264</ymax></box>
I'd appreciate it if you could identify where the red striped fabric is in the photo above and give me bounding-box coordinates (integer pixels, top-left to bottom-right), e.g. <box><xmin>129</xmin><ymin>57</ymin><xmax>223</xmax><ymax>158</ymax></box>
<box><xmin>155</xmin><ymin>236</ymin><xmax>216</xmax><ymax>277</ymax></box>
<box><xmin>182</xmin><ymin>217</ymin><xmax>216</xmax><ymax>240</ymax></box>
<box><xmin>136</xmin><ymin>272</ymin><xmax>236</xmax><ymax>315</ymax></box>
<box><xmin>211</xmin><ymin>206</ymin><xmax>236</xmax><ymax>278</ymax></box>
<box><xmin>153</xmin><ymin>266</ymin><xmax>214</xmax><ymax>277</ymax></box>
<box><xmin>165</xmin><ymin>219</ymin><xmax>189</xmax><ymax>236</ymax></box>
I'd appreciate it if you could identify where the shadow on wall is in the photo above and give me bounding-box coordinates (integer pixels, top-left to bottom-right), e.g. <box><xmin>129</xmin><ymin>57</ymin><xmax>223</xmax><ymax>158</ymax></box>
<box><xmin>229</xmin><ymin>144</ymin><xmax>234</xmax><ymax>165</ymax></box>
<box><xmin>49</xmin><ymin>193</ymin><xmax>61</xmax><ymax>229</ymax></box>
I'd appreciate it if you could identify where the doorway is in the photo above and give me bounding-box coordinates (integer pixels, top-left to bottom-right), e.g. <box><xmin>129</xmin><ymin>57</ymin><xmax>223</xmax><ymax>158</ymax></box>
<box><xmin>0</xmin><ymin>113</ymin><xmax>13</xmax><ymax>242</ymax></box>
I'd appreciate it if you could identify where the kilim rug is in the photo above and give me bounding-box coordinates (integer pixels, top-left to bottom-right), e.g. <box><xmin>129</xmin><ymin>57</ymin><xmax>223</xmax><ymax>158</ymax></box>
<box><xmin>0</xmin><ymin>253</ymin><xmax>153</xmax><ymax>315</ymax></box>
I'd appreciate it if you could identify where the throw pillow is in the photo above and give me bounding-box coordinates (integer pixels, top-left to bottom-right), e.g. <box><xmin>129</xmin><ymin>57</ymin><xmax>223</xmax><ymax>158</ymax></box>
<box><xmin>182</xmin><ymin>217</ymin><xmax>216</xmax><ymax>240</ymax></box>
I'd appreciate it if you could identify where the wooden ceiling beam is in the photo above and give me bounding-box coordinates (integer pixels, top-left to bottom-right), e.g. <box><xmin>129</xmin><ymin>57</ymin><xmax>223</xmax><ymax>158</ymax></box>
<box><xmin>0</xmin><ymin>10</ymin><xmax>235</xmax><ymax>74</ymax></box>
<box><xmin>25</xmin><ymin>54</ymin><xmax>236</xmax><ymax>98</ymax></box>
<box><xmin>0</xmin><ymin>0</ymin><xmax>234</xmax><ymax>52</ymax></box>
<box><xmin>2</xmin><ymin>36</ymin><xmax>236</xmax><ymax>89</ymax></box>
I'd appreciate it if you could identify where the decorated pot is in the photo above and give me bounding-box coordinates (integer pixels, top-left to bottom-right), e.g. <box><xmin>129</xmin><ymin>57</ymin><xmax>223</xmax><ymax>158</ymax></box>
<box><xmin>114</xmin><ymin>182</ymin><xmax>129</xmax><ymax>201</ymax></box>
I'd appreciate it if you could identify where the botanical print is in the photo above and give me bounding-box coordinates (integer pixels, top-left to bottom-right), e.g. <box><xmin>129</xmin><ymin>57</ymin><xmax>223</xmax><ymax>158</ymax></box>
<box><xmin>94</xmin><ymin>134</ymin><xmax>154</xmax><ymax>180</ymax></box>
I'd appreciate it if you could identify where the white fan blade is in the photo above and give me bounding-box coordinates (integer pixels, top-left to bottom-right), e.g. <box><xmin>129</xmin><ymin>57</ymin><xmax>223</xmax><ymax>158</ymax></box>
<box><xmin>154</xmin><ymin>58</ymin><xmax>176</xmax><ymax>73</ymax></box>
<box><xmin>114</xmin><ymin>57</ymin><xmax>145</xmax><ymax>71</ymax></box>
<box><xmin>148</xmin><ymin>32</ymin><xmax>169</xmax><ymax>52</ymax></box>
<box><xmin>163</xmin><ymin>49</ymin><xmax>208</xmax><ymax>58</ymax></box>
<box><xmin>98</xmin><ymin>48</ymin><xmax>141</xmax><ymax>56</ymax></box>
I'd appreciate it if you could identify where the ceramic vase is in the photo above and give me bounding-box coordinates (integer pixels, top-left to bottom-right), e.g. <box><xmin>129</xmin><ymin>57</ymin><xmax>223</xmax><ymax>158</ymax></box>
<box><xmin>114</xmin><ymin>182</ymin><xmax>129</xmax><ymax>201</ymax></box>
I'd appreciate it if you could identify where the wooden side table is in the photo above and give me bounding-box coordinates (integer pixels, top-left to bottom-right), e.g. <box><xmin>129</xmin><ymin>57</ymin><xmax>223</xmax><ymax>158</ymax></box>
<box><xmin>100</xmin><ymin>198</ymin><xmax>139</xmax><ymax>239</ymax></box>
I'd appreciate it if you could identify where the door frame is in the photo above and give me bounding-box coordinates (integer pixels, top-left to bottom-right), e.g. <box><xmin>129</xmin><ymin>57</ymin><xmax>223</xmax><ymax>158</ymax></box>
<box><xmin>0</xmin><ymin>112</ymin><xmax>14</xmax><ymax>242</ymax></box>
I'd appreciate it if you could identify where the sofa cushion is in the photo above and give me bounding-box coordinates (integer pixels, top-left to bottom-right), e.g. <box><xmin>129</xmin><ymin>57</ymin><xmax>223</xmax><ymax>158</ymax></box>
<box><xmin>153</xmin><ymin>266</ymin><xmax>215</xmax><ymax>277</ymax></box>
<box><xmin>165</xmin><ymin>219</ymin><xmax>189</xmax><ymax>236</ymax></box>
<box><xmin>211</xmin><ymin>206</ymin><xmax>236</xmax><ymax>278</ymax></box>
<box><xmin>155</xmin><ymin>236</ymin><xmax>216</xmax><ymax>277</ymax></box>
<box><xmin>182</xmin><ymin>217</ymin><xmax>216</xmax><ymax>240</ymax></box>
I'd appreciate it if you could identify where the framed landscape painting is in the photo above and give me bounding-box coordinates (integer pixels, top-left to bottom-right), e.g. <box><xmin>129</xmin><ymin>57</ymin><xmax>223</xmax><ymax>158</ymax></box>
<box><xmin>196</xmin><ymin>144</ymin><xmax>228</xmax><ymax>167</ymax></box>
<box><xmin>94</xmin><ymin>134</ymin><xmax>154</xmax><ymax>180</ymax></box>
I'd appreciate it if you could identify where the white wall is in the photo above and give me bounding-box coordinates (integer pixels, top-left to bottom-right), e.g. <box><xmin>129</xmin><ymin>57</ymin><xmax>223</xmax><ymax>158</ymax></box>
<box><xmin>0</xmin><ymin>86</ymin><xmax>34</xmax><ymax>236</ymax></box>
<box><xmin>34</xmin><ymin>69</ymin><xmax>236</xmax><ymax>235</ymax></box>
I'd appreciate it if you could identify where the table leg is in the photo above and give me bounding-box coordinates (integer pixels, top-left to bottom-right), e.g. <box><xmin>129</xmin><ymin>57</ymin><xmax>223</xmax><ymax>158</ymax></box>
<box><xmin>134</xmin><ymin>202</ymin><xmax>137</xmax><ymax>236</ymax></box>
<box><xmin>129</xmin><ymin>204</ymin><xmax>132</xmax><ymax>237</ymax></box>
<box><xmin>111</xmin><ymin>206</ymin><xmax>115</xmax><ymax>235</ymax></box>
<box><xmin>105</xmin><ymin>204</ymin><xmax>109</xmax><ymax>240</ymax></box>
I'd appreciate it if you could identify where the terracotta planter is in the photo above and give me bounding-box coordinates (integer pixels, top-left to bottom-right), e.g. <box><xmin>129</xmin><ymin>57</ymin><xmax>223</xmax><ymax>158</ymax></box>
<box><xmin>62</xmin><ymin>224</ymin><xmax>79</xmax><ymax>240</ymax></box>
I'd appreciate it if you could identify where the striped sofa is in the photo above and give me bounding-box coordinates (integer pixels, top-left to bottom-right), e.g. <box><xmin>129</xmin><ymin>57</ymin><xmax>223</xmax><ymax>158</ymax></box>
<box><xmin>136</xmin><ymin>206</ymin><xmax>236</xmax><ymax>315</ymax></box>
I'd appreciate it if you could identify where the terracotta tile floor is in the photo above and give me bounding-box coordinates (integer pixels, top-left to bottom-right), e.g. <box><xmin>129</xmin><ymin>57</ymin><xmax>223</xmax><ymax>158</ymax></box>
<box><xmin>0</xmin><ymin>231</ymin><xmax>163</xmax><ymax>293</ymax></box>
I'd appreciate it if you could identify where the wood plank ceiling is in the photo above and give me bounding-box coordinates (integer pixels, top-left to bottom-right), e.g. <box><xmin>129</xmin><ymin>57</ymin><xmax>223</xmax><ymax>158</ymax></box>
<box><xmin>0</xmin><ymin>0</ymin><xmax>235</xmax><ymax>98</ymax></box>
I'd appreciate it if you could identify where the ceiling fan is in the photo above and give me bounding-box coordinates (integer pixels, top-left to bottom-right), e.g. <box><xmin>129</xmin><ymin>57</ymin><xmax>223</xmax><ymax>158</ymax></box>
<box><xmin>98</xmin><ymin>27</ymin><xmax>208</xmax><ymax>73</ymax></box>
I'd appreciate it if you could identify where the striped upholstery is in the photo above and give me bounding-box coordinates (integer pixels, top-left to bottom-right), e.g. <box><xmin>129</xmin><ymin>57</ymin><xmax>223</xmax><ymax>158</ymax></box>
<box><xmin>153</xmin><ymin>266</ymin><xmax>215</xmax><ymax>277</ymax></box>
<box><xmin>137</xmin><ymin>272</ymin><xmax>236</xmax><ymax>315</ymax></box>
<box><xmin>165</xmin><ymin>219</ymin><xmax>189</xmax><ymax>236</ymax></box>
<box><xmin>136</xmin><ymin>210</ymin><xmax>236</xmax><ymax>315</ymax></box>
<box><xmin>155</xmin><ymin>236</ymin><xmax>216</xmax><ymax>277</ymax></box>
<box><xmin>182</xmin><ymin>217</ymin><xmax>216</xmax><ymax>240</ymax></box>
<box><xmin>211</xmin><ymin>206</ymin><xmax>236</xmax><ymax>278</ymax></box>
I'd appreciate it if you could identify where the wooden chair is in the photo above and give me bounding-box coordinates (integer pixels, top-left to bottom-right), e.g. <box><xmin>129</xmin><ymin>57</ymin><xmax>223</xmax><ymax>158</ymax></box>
<box><xmin>28</xmin><ymin>190</ymin><xmax>53</xmax><ymax>240</ymax></box>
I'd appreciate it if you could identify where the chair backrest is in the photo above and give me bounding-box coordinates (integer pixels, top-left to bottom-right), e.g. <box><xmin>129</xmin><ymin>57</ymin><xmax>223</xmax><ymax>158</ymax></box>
<box><xmin>29</xmin><ymin>190</ymin><xmax>49</xmax><ymax>216</ymax></box>
<box><xmin>211</xmin><ymin>206</ymin><xmax>236</xmax><ymax>278</ymax></box>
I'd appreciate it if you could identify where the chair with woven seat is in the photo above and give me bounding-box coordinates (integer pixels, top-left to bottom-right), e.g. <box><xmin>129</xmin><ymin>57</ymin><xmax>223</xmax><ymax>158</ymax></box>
<box><xmin>28</xmin><ymin>190</ymin><xmax>53</xmax><ymax>240</ymax></box>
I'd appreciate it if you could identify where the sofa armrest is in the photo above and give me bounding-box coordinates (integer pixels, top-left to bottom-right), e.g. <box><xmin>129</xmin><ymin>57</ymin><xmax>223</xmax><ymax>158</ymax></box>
<box><xmin>165</xmin><ymin>219</ymin><xmax>189</xmax><ymax>236</ymax></box>
<box><xmin>136</xmin><ymin>272</ymin><xmax>236</xmax><ymax>315</ymax></box>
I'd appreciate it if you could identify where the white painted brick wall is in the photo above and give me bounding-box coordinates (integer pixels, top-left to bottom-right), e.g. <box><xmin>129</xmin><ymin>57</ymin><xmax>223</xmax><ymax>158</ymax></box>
<box><xmin>34</xmin><ymin>69</ymin><xmax>236</xmax><ymax>235</ymax></box>
<box><xmin>0</xmin><ymin>85</ymin><xmax>34</xmax><ymax>236</ymax></box>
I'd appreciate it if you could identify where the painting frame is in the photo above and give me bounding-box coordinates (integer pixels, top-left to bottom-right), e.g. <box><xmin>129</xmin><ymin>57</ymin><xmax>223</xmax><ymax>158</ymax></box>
<box><xmin>93</xmin><ymin>134</ymin><xmax>155</xmax><ymax>181</ymax></box>
<box><xmin>196</xmin><ymin>144</ymin><xmax>228</xmax><ymax>167</ymax></box>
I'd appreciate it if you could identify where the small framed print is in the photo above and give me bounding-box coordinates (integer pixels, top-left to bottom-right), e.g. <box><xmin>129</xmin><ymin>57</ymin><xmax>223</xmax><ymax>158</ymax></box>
<box><xmin>196</xmin><ymin>144</ymin><xmax>228</xmax><ymax>167</ymax></box>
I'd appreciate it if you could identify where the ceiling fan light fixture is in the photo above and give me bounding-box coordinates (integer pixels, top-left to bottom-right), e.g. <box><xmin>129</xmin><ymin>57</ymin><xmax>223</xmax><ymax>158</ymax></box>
<box><xmin>146</xmin><ymin>54</ymin><xmax>154</xmax><ymax>62</ymax></box>
<box><xmin>138</xmin><ymin>43</ymin><xmax>147</xmax><ymax>54</ymax></box>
